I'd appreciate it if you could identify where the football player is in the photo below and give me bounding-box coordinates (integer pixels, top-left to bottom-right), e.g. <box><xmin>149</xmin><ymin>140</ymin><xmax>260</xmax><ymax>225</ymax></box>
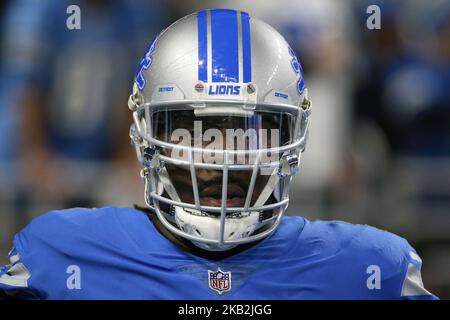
<box><xmin>0</xmin><ymin>9</ymin><xmax>438</xmax><ymax>299</ymax></box>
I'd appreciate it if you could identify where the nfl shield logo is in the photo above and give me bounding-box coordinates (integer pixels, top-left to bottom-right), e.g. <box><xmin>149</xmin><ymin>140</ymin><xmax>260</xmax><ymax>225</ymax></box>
<box><xmin>208</xmin><ymin>268</ymin><xmax>231</xmax><ymax>294</ymax></box>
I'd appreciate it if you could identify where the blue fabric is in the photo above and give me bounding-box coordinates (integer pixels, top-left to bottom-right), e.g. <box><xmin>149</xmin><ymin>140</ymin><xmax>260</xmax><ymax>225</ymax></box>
<box><xmin>0</xmin><ymin>207</ymin><xmax>439</xmax><ymax>299</ymax></box>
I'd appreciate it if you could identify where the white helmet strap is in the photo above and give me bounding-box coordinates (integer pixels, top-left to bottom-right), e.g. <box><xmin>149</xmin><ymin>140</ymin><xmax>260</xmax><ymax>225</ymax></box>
<box><xmin>158</xmin><ymin>166</ymin><xmax>182</xmax><ymax>202</ymax></box>
<box><xmin>253</xmin><ymin>167</ymin><xmax>280</xmax><ymax>207</ymax></box>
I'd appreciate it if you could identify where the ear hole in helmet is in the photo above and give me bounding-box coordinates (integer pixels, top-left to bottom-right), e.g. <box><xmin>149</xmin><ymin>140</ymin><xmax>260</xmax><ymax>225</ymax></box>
<box><xmin>228</xmin><ymin>231</ymin><xmax>235</xmax><ymax>237</ymax></box>
<box><xmin>194</xmin><ymin>228</ymin><xmax>202</xmax><ymax>236</ymax></box>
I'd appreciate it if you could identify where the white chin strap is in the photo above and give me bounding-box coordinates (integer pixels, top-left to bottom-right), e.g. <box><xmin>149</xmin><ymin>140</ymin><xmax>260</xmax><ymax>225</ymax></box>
<box><xmin>173</xmin><ymin>206</ymin><xmax>260</xmax><ymax>251</ymax></box>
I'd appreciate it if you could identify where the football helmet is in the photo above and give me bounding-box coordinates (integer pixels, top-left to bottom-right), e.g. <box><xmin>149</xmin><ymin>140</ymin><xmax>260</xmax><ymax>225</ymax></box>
<box><xmin>128</xmin><ymin>9</ymin><xmax>311</xmax><ymax>251</ymax></box>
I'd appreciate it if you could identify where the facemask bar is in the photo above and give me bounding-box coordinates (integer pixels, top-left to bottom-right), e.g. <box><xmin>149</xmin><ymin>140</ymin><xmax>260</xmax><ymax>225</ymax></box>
<box><xmin>133</xmin><ymin>101</ymin><xmax>307</xmax><ymax>154</ymax></box>
<box><xmin>141</xmin><ymin>152</ymin><xmax>291</xmax><ymax>246</ymax></box>
<box><xmin>145</xmin><ymin>147</ymin><xmax>291</xmax><ymax>227</ymax></box>
<box><xmin>130</xmin><ymin>98</ymin><xmax>311</xmax><ymax>247</ymax></box>
<box><xmin>139</xmin><ymin>104</ymin><xmax>300</xmax><ymax>210</ymax></box>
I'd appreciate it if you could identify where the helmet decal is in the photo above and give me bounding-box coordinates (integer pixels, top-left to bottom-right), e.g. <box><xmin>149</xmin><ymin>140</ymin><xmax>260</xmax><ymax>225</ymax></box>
<box><xmin>135</xmin><ymin>36</ymin><xmax>158</xmax><ymax>91</ymax></box>
<box><xmin>241</xmin><ymin>11</ymin><xmax>252</xmax><ymax>83</ymax></box>
<box><xmin>211</xmin><ymin>9</ymin><xmax>239</xmax><ymax>83</ymax></box>
<box><xmin>197</xmin><ymin>10</ymin><xmax>208</xmax><ymax>82</ymax></box>
<box><xmin>197</xmin><ymin>9</ymin><xmax>252</xmax><ymax>83</ymax></box>
<box><xmin>288</xmin><ymin>46</ymin><xmax>305</xmax><ymax>95</ymax></box>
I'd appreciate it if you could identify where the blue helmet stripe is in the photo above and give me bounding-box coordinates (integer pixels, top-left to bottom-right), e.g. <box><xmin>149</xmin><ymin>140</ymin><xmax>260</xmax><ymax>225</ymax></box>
<box><xmin>211</xmin><ymin>9</ymin><xmax>239</xmax><ymax>83</ymax></box>
<box><xmin>197</xmin><ymin>10</ymin><xmax>208</xmax><ymax>82</ymax></box>
<box><xmin>241</xmin><ymin>12</ymin><xmax>252</xmax><ymax>83</ymax></box>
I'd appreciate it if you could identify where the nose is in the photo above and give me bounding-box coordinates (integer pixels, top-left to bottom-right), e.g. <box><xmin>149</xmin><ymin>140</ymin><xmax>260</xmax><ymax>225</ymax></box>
<box><xmin>195</xmin><ymin>168</ymin><xmax>253</xmax><ymax>187</ymax></box>
<box><xmin>196</xmin><ymin>168</ymin><xmax>223</xmax><ymax>184</ymax></box>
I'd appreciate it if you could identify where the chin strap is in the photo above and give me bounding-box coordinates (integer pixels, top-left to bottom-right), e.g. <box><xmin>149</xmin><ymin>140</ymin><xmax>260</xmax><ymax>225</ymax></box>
<box><xmin>252</xmin><ymin>167</ymin><xmax>280</xmax><ymax>207</ymax></box>
<box><xmin>252</xmin><ymin>151</ymin><xmax>299</xmax><ymax>208</ymax></box>
<box><xmin>173</xmin><ymin>205</ymin><xmax>260</xmax><ymax>251</ymax></box>
<box><xmin>157</xmin><ymin>166</ymin><xmax>181</xmax><ymax>202</ymax></box>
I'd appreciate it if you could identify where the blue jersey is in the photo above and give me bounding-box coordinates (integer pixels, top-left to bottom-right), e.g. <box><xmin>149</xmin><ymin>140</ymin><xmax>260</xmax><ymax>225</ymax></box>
<box><xmin>0</xmin><ymin>207</ymin><xmax>438</xmax><ymax>299</ymax></box>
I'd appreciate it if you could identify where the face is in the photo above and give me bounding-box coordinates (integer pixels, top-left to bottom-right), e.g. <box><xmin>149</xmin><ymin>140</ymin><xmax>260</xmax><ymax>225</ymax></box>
<box><xmin>155</xmin><ymin>109</ymin><xmax>287</xmax><ymax>209</ymax></box>
<box><xmin>165</xmin><ymin>164</ymin><xmax>270</xmax><ymax>208</ymax></box>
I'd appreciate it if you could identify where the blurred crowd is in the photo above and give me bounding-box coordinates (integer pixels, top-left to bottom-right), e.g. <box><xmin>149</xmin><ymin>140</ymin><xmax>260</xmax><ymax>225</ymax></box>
<box><xmin>0</xmin><ymin>0</ymin><xmax>449</xmax><ymax>298</ymax></box>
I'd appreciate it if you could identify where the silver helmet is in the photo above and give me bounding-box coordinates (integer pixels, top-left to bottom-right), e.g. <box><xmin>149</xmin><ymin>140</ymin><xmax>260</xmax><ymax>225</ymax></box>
<box><xmin>129</xmin><ymin>9</ymin><xmax>311</xmax><ymax>251</ymax></box>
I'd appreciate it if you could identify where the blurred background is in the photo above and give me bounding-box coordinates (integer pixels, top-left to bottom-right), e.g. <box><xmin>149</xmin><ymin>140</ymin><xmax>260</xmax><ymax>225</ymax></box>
<box><xmin>0</xmin><ymin>0</ymin><xmax>449</xmax><ymax>298</ymax></box>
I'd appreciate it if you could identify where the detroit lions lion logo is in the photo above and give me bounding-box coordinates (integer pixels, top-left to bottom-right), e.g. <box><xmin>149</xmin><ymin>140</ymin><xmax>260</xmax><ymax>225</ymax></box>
<box><xmin>135</xmin><ymin>36</ymin><xmax>159</xmax><ymax>91</ymax></box>
<box><xmin>288</xmin><ymin>46</ymin><xmax>305</xmax><ymax>95</ymax></box>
